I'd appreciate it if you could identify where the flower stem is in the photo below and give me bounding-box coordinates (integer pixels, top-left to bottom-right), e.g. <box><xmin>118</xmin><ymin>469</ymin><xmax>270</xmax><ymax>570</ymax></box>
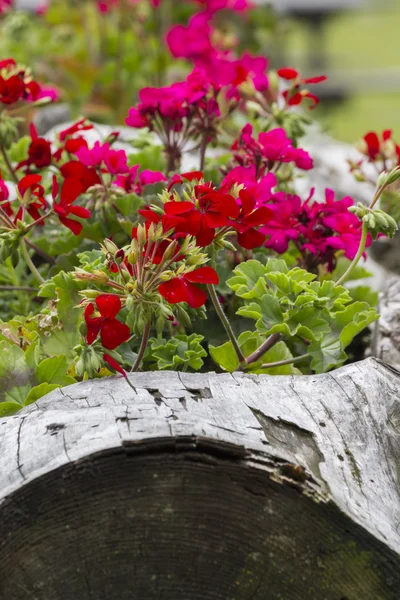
<box><xmin>131</xmin><ymin>319</ymin><xmax>151</xmax><ymax>372</ymax></box>
<box><xmin>259</xmin><ymin>353</ymin><xmax>309</xmax><ymax>370</ymax></box>
<box><xmin>245</xmin><ymin>333</ymin><xmax>281</xmax><ymax>366</ymax></box>
<box><xmin>335</xmin><ymin>222</ymin><xmax>368</xmax><ymax>287</ymax></box>
<box><xmin>25</xmin><ymin>239</ymin><xmax>56</xmax><ymax>265</ymax></box>
<box><xmin>21</xmin><ymin>239</ymin><xmax>44</xmax><ymax>285</ymax></box>
<box><xmin>0</xmin><ymin>145</ymin><xmax>18</xmax><ymax>184</ymax></box>
<box><xmin>207</xmin><ymin>283</ymin><xmax>246</xmax><ymax>364</ymax></box>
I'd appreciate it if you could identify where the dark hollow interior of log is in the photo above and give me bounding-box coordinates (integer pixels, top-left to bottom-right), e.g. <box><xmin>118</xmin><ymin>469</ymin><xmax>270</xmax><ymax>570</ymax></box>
<box><xmin>0</xmin><ymin>446</ymin><xmax>399</xmax><ymax>600</ymax></box>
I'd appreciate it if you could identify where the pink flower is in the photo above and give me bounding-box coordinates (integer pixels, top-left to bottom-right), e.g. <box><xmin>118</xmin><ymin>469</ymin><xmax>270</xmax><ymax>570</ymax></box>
<box><xmin>230</xmin><ymin>124</ymin><xmax>313</xmax><ymax>176</ymax></box>
<box><xmin>166</xmin><ymin>13</ymin><xmax>215</xmax><ymax>62</ymax></box>
<box><xmin>114</xmin><ymin>166</ymin><xmax>167</xmax><ymax>194</ymax></box>
<box><xmin>76</xmin><ymin>141</ymin><xmax>110</xmax><ymax>168</ymax></box>
<box><xmin>104</xmin><ymin>148</ymin><xmax>129</xmax><ymax>175</ymax></box>
<box><xmin>221</xmin><ymin>166</ymin><xmax>276</xmax><ymax>205</ymax></box>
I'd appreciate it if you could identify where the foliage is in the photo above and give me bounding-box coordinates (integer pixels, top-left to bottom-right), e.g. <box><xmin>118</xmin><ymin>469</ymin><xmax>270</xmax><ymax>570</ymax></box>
<box><xmin>0</xmin><ymin>0</ymin><xmax>397</xmax><ymax>415</ymax></box>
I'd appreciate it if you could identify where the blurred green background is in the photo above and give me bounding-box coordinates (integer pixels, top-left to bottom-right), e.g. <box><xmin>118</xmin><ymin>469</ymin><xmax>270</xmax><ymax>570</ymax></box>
<box><xmin>279</xmin><ymin>0</ymin><xmax>400</xmax><ymax>142</ymax></box>
<box><xmin>1</xmin><ymin>0</ymin><xmax>399</xmax><ymax>144</ymax></box>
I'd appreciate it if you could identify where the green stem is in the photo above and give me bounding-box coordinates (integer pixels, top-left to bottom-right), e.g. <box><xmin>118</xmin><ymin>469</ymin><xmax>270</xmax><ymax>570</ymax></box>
<box><xmin>25</xmin><ymin>239</ymin><xmax>56</xmax><ymax>265</ymax></box>
<box><xmin>245</xmin><ymin>333</ymin><xmax>281</xmax><ymax>366</ymax></box>
<box><xmin>131</xmin><ymin>319</ymin><xmax>151</xmax><ymax>372</ymax></box>
<box><xmin>207</xmin><ymin>284</ymin><xmax>246</xmax><ymax>364</ymax></box>
<box><xmin>259</xmin><ymin>353</ymin><xmax>309</xmax><ymax>370</ymax></box>
<box><xmin>21</xmin><ymin>239</ymin><xmax>44</xmax><ymax>285</ymax></box>
<box><xmin>0</xmin><ymin>145</ymin><xmax>18</xmax><ymax>184</ymax></box>
<box><xmin>335</xmin><ymin>222</ymin><xmax>369</xmax><ymax>287</ymax></box>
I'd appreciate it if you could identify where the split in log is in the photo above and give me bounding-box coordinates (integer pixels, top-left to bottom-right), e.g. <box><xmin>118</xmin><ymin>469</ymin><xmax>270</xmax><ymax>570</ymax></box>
<box><xmin>0</xmin><ymin>357</ymin><xmax>400</xmax><ymax>599</ymax></box>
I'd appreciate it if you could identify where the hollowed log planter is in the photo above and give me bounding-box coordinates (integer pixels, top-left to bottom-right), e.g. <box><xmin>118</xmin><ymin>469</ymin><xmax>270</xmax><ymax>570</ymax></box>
<box><xmin>1</xmin><ymin>357</ymin><xmax>400</xmax><ymax>599</ymax></box>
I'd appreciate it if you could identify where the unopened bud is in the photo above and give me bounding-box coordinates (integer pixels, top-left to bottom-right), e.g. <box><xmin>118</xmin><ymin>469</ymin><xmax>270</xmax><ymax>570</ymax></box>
<box><xmin>136</xmin><ymin>224</ymin><xmax>147</xmax><ymax>246</ymax></box>
<box><xmin>102</xmin><ymin>238</ymin><xmax>119</xmax><ymax>255</ymax></box>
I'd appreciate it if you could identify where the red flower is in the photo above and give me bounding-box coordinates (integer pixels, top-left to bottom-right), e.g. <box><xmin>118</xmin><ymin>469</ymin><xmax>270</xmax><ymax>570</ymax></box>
<box><xmin>84</xmin><ymin>295</ymin><xmax>130</xmax><ymax>350</ymax></box>
<box><xmin>14</xmin><ymin>174</ymin><xmax>47</xmax><ymax>224</ymax></box>
<box><xmin>60</xmin><ymin>161</ymin><xmax>101</xmax><ymax>191</ymax></box>
<box><xmin>159</xmin><ymin>266</ymin><xmax>218</xmax><ymax>308</ymax></box>
<box><xmin>59</xmin><ymin>118</ymin><xmax>93</xmax><ymax>142</ymax></box>
<box><xmin>103</xmin><ymin>353</ymin><xmax>127</xmax><ymax>378</ymax></box>
<box><xmin>278</xmin><ymin>67</ymin><xmax>326</xmax><ymax>109</ymax></box>
<box><xmin>0</xmin><ymin>74</ymin><xmax>25</xmax><ymax>104</ymax></box>
<box><xmin>230</xmin><ymin>189</ymin><xmax>271</xmax><ymax>249</ymax></box>
<box><xmin>52</xmin><ymin>176</ymin><xmax>91</xmax><ymax>235</ymax></box>
<box><xmin>363</xmin><ymin>130</ymin><xmax>392</xmax><ymax>161</ymax></box>
<box><xmin>164</xmin><ymin>190</ymin><xmax>239</xmax><ymax>246</ymax></box>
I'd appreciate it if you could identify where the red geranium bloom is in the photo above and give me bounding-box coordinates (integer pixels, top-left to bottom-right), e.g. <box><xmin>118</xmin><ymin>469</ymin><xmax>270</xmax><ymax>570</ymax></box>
<box><xmin>84</xmin><ymin>295</ymin><xmax>130</xmax><ymax>350</ymax></box>
<box><xmin>363</xmin><ymin>130</ymin><xmax>392</xmax><ymax>161</ymax></box>
<box><xmin>59</xmin><ymin>118</ymin><xmax>93</xmax><ymax>142</ymax></box>
<box><xmin>14</xmin><ymin>174</ymin><xmax>47</xmax><ymax>224</ymax></box>
<box><xmin>60</xmin><ymin>161</ymin><xmax>101</xmax><ymax>191</ymax></box>
<box><xmin>52</xmin><ymin>176</ymin><xmax>91</xmax><ymax>235</ymax></box>
<box><xmin>278</xmin><ymin>67</ymin><xmax>326</xmax><ymax>109</ymax></box>
<box><xmin>17</xmin><ymin>123</ymin><xmax>52</xmax><ymax>170</ymax></box>
<box><xmin>159</xmin><ymin>266</ymin><xmax>218</xmax><ymax>308</ymax></box>
<box><xmin>230</xmin><ymin>189</ymin><xmax>271</xmax><ymax>249</ymax></box>
<box><xmin>164</xmin><ymin>190</ymin><xmax>239</xmax><ymax>246</ymax></box>
<box><xmin>0</xmin><ymin>74</ymin><xmax>25</xmax><ymax>104</ymax></box>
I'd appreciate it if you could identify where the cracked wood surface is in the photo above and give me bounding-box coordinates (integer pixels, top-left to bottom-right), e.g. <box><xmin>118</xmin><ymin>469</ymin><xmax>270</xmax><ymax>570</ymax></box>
<box><xmin>373</xmin><ymin>275</ymin><xmax>400</xmax><ymax>369</ymax></box>
<box><xmin>1</xmin><ymin>357</ymin><xmax>400</xmax><ymax>599</ymax></box>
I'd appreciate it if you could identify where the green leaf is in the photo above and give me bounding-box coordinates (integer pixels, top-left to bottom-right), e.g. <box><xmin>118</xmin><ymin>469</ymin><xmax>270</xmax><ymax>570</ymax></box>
<box><xmin>333</xmin><ymin>302</ymin><xmax>378</xmax><ymax>348</ymax></box>
<box><xmin>348</xmin><ymin>285</ymin><xmax>378</xmax><ymax>308</ymax></box>
<box><xmin>0</xmin><ymin>401</ymin><xmax>22</xmax><ymax>416</ymax></box>
<box><xmin>8</xmin><ymin>136</ymin><xmax>30</xmax><ymax>162</ymax></box>
<box><xmin>36</xmin><ymin>355</ymin><xmax>67</xmax><ymax>383</ymax></box>
<box><xmin>145</xmin><ymin>334</ymin><xmax>207</xmax><ymax>371</ymax></box>
<box><xmin>209</xmin><ymin>341</ymin><xmax>239</xmax><ymax>372</ymax></box>
<box><xmin>113</xmin><ymin>193</ymin><xmax>144</xmax><ymax>218</ymax></box>
<box><xmin>25</xmin><ymin>383</ymin><xmax>60</xmax><ymax>406</ymax></box>
<box><xmin>309</xmin><ymin>335</ymin><xmax>347</xmax><ymax>373</ymax></box>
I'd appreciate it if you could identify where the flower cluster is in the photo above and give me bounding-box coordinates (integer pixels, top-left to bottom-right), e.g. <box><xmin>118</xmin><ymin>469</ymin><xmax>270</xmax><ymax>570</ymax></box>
<box><xmin>260</xmin><ymin>189</ymin><xmax>372</xmax><ymax>271</ymax></box>
<box><xmin>229</xmin><ymin>123</ymin><xmax>313</xmax><ymax>177</ymax></box>
<box><xmin>0</xmin><ymin>58</ymin><xmax>56</xmax><ymax>106</ymax></box>
<box><xmin>277</xmin><ymin>67</ymin><xmax>327</xmax><ymax>109</ymax></box>
<box><xmin>125</xmin><ymin>68</ymin><xmax>221</xmax><ymax>171</ymax></box>
<box><xmin>141</xmin><ymin>171</ymin><xmax>272</xmax><ymax>249</ymax></box>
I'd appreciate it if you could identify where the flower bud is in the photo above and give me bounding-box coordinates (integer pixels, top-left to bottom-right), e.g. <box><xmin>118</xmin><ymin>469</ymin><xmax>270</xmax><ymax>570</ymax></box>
<box><xmin>136</xmin><ymin>224</ymin><xmax>147</xmax><ymax>246</ymax></box>
<box><xmin>80</xmin><ymin>289</ymin><xmax>102</xmax><ymax>299</ymax></box>
<box><xmin>10</xmin><ymin>250</ymin><xmax>20</xmax><ymax>268</ymax></box>
<box><xmin>102</xmin><ymin>238</ymin><xmax>119</xmax><ymax>256</ymax></box>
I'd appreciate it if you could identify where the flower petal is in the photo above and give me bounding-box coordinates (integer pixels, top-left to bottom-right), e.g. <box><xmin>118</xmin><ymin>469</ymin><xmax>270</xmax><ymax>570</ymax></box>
<box><xmin>101</xmin><ymin>319</ymin><xmax>130</xmax><ymax>350</ymax></box>
<box><xmin>184</xmin><ymin>266</ymin><xmax>219</xmax><ymax>284</ymax></box>
<box><xmin>103</xmin><ymin>353</ymin><xmax>127</xmax><ymax>377</ymax></box>
<box><xmin>96</xmin><ymin>294</ymin><xmax>122</xmax><ymax>319</ymax></box>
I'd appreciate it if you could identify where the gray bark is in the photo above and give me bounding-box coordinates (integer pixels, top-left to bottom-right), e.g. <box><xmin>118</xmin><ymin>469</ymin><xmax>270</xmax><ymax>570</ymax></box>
<box><xmin>372</xmin><ymin>275</ymin><xmax>400</xmax><ymax>369</ymax></box>
<box><xmin>1</xmin><ymin>357</ymin><xmax>400</xmax><ymax>599</ymax></box>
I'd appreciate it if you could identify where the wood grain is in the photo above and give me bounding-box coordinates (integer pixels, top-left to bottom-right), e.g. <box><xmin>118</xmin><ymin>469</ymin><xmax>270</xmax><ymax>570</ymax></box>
<box><xmin>1</xmin><ymin>357</ymin><xmax>399</xmax><ymax>599</ymax></box>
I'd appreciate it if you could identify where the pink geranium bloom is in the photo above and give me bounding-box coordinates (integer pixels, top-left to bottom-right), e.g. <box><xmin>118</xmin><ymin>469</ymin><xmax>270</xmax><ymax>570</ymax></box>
<box><xmin>114</xmin><ymin>165</ymin><xmax>167</xmax><ymax>194</ymax></box>
<box><xmin>221</xmin><ymin>165</ymin><xmax>276</xmax><ymax>206</ymax></box>
<box><xmin>76</xmin><ymin>141</ymin><xmax>110</xmax><ymax>168</ymax></box>
<box><xmin>104</xmin><ymin>148</ymin><xmax>129</xmax><ymax>175</ymax></box>
<box><xmin>166</xmin><ymin>13</ymin><xmax>215</xmax><ymax>61</ymax></box>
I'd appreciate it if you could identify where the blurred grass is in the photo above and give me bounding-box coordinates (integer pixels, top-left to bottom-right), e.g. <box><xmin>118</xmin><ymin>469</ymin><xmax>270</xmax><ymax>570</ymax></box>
<box><xmin>284</xmin><ymin>2</ymin><xmax>400</xmax><ymax>142</ymax></box>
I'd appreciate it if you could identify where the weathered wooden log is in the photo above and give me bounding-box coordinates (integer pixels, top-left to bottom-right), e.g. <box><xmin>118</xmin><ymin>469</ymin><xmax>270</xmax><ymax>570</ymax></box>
<box><xmin>373</xmin><ymin>275</ymin><xmax>400</xmax><ymax>370</ymax></box>
<box><xmin>1</xmin><ymin>357</ymin><xmax>400</xmax><ymax>599</ymax></box>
